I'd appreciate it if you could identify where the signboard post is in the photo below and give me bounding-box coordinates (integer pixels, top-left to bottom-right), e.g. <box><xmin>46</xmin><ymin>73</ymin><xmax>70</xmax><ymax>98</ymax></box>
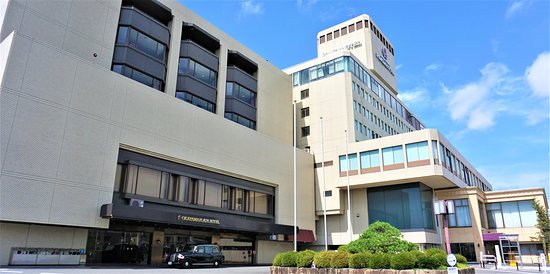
<box><xmin>447</xmin><ymin>254</ymin><xmax>458</xmax><ymax>274</ymax></box>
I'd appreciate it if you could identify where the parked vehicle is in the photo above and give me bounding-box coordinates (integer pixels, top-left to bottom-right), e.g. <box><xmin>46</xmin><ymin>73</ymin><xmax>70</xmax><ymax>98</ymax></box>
<box><xmin>167</xmin><ymin>244</ymin><xmax>224</xmax><ymax>268</ymax></box>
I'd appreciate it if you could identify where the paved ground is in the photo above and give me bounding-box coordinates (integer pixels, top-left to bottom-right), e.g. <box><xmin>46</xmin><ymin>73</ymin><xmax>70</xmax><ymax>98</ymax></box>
<box><xmin>2</xmin><ymin>265</ymin><xmax>550</xmax><ymax>274</ymax></box>
<box><xmin>0</xmin><ymin>266</ymin><xmax>270</xmax><ymax>274</ymax></box>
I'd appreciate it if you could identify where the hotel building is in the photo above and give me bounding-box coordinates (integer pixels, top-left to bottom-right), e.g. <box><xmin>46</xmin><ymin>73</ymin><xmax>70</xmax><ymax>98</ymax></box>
<box><xmin>0</xmin><ymin>0</ymin><xmax>546</xmax><ymax>266</ymax></box>
<box><xmin>285</xmin><ymin>15</ymin><xmax>547</xmax><ymax>262</ymax></box>
<box><xmin>0</xmin><ymin>0</ymin><xmax>315</xmax><ymax>266</ymax></box>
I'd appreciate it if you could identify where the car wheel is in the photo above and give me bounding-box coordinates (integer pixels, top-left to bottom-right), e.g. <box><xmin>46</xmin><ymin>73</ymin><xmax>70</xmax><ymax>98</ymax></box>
<box><xmin>184</xmin><ymin>260</ymin><xmax>191</xmax><ymax>268</ymax></box>
<box><xmin>213</xmin><ymin>261</ymin><xmax>220</xmax><ymax>267</ymax></box>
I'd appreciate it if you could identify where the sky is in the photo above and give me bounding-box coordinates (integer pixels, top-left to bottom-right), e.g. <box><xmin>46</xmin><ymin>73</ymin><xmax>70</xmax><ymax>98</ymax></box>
<box><xmin>181</xmin><ymin>0</ymin><xmax>550</xmax><ymax>192</ymax></box>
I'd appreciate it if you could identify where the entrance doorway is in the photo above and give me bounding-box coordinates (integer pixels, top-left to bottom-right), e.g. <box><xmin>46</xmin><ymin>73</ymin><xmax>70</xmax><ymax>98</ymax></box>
<box><xmin>86</xmin><ymin>230</ymin><xmax>151</xmax><ymax>265</ymax></box>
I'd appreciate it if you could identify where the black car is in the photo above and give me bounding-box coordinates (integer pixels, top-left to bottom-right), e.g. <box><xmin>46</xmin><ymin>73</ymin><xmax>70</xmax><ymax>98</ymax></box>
<box><xmin>167</xmin><ymin>244</ymin><xmax>224</xmax><ymax>268</ymax></box>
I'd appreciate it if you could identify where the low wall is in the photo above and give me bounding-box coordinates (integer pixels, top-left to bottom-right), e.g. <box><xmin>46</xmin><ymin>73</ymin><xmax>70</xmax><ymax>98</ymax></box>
<box><xmin>271</xmin><ymin>267</ymin><xmax>475</xmax><ymax>274</ymax></box>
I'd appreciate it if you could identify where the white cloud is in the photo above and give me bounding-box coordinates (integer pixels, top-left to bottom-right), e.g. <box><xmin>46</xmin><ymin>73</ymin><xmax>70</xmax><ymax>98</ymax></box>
<box><xmin>297</xmin><ymin>0</ymin><xmax>318</xmax><ymax>9</ymax></box>
<box><xmin>490</xmin><ymin>39</ymin><xmax>499</xmax><ymax>54</ymax></box>
<box><xmin>424</xmin><ymin>63</ymin><xmax>442</xmax><ymax>72</ymax></box>
<box><xmin>398</xmin><ymin>88</ymin><xmax>428</xmax><ymax>104</ymax></box>
<box><xmin>240</xmin><ymin>0</ymin><xmax>264</xmax><ymax>16</ymax></box>
<box><xmin>506</xmin><ymin>0</ymin><xmax>530</xmax><ymax>18</ymax></box>
<box><xmin>443</xmin><ymin>52</ymin><xmax>550</xmax><ymax>131</ymax></box>
<box><xmin>395</xmin><ymin>64</ymin><xmax>404</xmax><ymax>70</ymax></box>
<box><xmin>525</xmin><ymin>51</ymin><xmax>550</xmax><ymax>97</ymax></box>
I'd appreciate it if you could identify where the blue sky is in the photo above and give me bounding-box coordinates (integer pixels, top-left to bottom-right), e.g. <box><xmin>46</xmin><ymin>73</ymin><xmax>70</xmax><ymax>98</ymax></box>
<box><xmin>181</xmin><ymin>0</ymin><xmax>550</xmax><ymax>192</ymax></box>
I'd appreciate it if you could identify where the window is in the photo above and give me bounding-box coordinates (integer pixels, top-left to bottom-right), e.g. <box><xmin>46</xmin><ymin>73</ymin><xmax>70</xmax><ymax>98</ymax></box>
<box><xmin>204</xmin><ymin>182</ymin><xmax>222</xmax><ymax>207</ymax></box>
<box><xmin>324</xmin><ymin>190</ymin><xmax>332</xmax><ymax>197</ymax></box>
<box><xmin>339</xmin><ymin>153</ymin><xmax>358</xmax><ymax>172</ymax></box>
<box><xmin>224</xmin><ymin>112</ymin><xmax>256</xmax><ymax>129</ymax></box>
<box><xmin>432</xmin><ymin>141</ymin><xmax>439</xmax><ymax>165</ymax></box>
<box><xmin>341</xmin><ymin>27</ymin><xmax>347</xmax><ymax>35</ymax></box>
<box><xmin>134</xmin><ymin>166</ymin><xmax>162</xmax><ymax>197</ymax></box>
<box><xmin>382</xmin><ymin>145</ymin><xmax>404</xmax><ymax>165</ymax></box>
<box><xmin>406</xmin><ymin>141</ymin><xmax>429</xmax><ymax>162</ymax></box>
<box><xmin>451</xmin><ymin>243</ymin><xmax>476</xmax><ymax>262</ymax></box>
<box><xmin>334</xmin><ymin>30</ymin><xmax>340</xmax><ymax>38</ymax></box>
<box><xmin>301</xmin><ymin>107</ymin><xmax>310</xmax><ymax>118</ymax></box>
<box><xmin>178</xmin><ymin>58</ymin><xmax>217</xmax><ymax>87</ymax></box>
<box><xmin>301</xmin><ymin>89</ymin><xmax>309</xmax><ymax>99</ymax></box>
<box><xmin>112</xmin><ymin>64</ymin><xmax>163</xmax><ymax>90</ymax></box>
<box><xmin>301</xmin><ymin>126</ymin><xmax>310</xmax><ymax>137</ymax></box>
<box><xmin>368</xmin><ymin>183</ymin><xmax>434</xmax><ymax>229</ymax></box>
<box><xmin>319</xmin><ymin>35</ymin><xmax>325</xmax><ymax>44</ymax></box>
<box><xmin>226</xmin><ymin>82</ymin><xmax>256</xmax><ymax>106</ymax></box>
<box><xmin>487</xmin><ymin>200</ymin><xmax>537</xmax><ymax>228</ymax></box>
<box><xmin>116</xmin><ymin>26</ymin><xmax>166</xmax><ymax>62</ymax></box>
<box><xmin>360</xmin><ymin>150</ymin><xmax>380</xmax><ymax>169</ymax></box>
<box><xmin>449</xmin><ymin>199</ymin><xmax>471</xmax><ymax>227</ymax></box>
<box><xmin>176</xmin><ymin>91</ymin><xmax>215</xmax><ymax>113</ymax></box>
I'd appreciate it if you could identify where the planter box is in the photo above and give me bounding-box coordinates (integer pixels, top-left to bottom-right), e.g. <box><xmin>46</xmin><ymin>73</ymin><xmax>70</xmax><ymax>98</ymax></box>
<box><xmin>271</xmin><ymin>267</ymin><xmax>475</xmax><ymax>274</ymax></box>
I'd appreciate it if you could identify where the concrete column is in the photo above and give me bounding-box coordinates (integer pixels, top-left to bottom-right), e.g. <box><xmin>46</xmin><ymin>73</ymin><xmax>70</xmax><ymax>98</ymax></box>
<box><xmin>150</xmin><ymin>230</ymin><xmax>164</xmax><ymax>265</ymax></box>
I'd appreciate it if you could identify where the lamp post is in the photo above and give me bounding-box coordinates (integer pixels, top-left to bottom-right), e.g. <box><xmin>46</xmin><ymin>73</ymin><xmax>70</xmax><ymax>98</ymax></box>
<box><xmin>320</xmin><ymin>117</ymin><xmax>328</xmax><ymax>250</ymax></box>
<box><xmin>345</xmin><ymin>130</ymin><xmax>353</xmax><ymax>241</ymax></box>
<box><xmin>293</xmin><ymin>100</ymin><xmax>297</xmax><ymax>252</ymax></box>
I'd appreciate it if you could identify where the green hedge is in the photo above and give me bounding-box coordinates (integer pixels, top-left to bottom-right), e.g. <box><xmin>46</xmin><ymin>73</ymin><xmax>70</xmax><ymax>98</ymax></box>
<box><xmin>280</xmin><ymin>251</ymin><xmax>297</xmax><ymax>267</ymax></box>
<box><xmin>455</xmin><ymin>254</ymin><xmax>468</xmax><ymax>264</ymax></box>
<box><xmin>424</xmin><ymin>248</ymin><xmax>446</xmax><ymax>257</ymax></box>
<box><xmin>390</xmin><ymin>252</ymin><xmax>417</xmax><ymax>270</ymax></box>
<box><xmin>313</xmin><ymin>251</ymin><xmax>333</xmax><ymax>268</ymax></box>
<box><xmin>349</xmin><ymin>252</ymin><xmax>371</xmax><ymax>268</ymax></box>
<box><xmin>296</xmin><ymin>250</ymin><xmax>316</xmax><ymax>267</ymax></box>
<box><xmin>272</xmin><ymin>252</ymin><xmax>283</xmax><ymax>266</ymax></box>
<box><xmin>330</xmin><ymin>252</ymin><xmax>350</xmax><ymax>268</ymax></box>
<box><xmin>368</xmin><ymin>253</ymin><xmax>392</xmax><ymax>269</ymax></box>
<box><xmin>416</xmin><ymin>255</ymin><xmax>440</xmax><ymax>269</ymax></box>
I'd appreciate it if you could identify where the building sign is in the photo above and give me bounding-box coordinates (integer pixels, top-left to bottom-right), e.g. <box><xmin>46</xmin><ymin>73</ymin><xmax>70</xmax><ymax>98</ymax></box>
<box><xmin>375</xmin><ymin>48</ymin><xmax>395</xmax><ymax>76</ymax></box>
<box><xmin>322</xmin><ymin>41</ymin><xmax>363</xmax><ymax>57</ymax></box>
<box><xmin>177</xmin><ymin>215</ymin><xmax>220</xmax><ymax>225</ymax></box>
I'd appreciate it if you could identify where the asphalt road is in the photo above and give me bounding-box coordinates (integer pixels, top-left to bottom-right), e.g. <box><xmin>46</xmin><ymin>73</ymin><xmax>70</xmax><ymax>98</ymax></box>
<box><xmin>0</xmin><ymin>266</ymin><xmax>271</xmax><ymax>274</ymax></box>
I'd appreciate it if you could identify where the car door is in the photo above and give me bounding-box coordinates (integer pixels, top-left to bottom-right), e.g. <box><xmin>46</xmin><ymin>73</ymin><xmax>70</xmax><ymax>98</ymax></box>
<box><xmin>194</xmin><ymin>245</ymin><xmax>206</xmax><ymax>264</ymax></box>
<box><xmin>204</xmin><ymin>245</ymin><xmax>214</xmax><ymax>264</ymax></box>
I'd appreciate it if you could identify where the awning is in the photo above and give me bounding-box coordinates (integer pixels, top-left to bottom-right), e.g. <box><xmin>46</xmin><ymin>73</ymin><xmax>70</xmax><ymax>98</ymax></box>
<box><xmin>483</xmin><ymin>233</ymin><xmax>503</xmax><ymax>241</ymax></box>
<box><xmin>287</xmin><ymin>229</ymin><xmax>316</xmax><ymax>243</ymax></box>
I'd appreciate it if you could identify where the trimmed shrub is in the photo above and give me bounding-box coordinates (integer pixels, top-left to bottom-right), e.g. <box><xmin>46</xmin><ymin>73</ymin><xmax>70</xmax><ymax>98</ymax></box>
<box><xmin>314</xmin><ymin>251</ymin><xmax>334</xmax><ymax>268</ymax></box>
<box><xmin>343</xmin><ymin>222</ymin><xmax>418</xmax><ymax>254</ymax></box>
<box><xmin>296</xmin><ymin>250</ymin><xmax>316</xmax><ymax>268</ymax></box>
<box><xmin>455</xmin><ymin>254</ymin><xmax>467</xmax><ymax>264</ymax></box>
<box><xmin>330</xmin><ymin>251</ymin><xmax>350</xmax><ymax>268</ymax></box>
<box><xmin>272</xmin><ymin>252</ymin><xmax>284</xmax><ymax>266</ymax></box>
<box><xmin>416</xmin><ymin>255</ymin><xmax>440</xmax><ymax>269</ymax></box>
<box><xmin>337</xmin><ymin>245</ymin><xmax>350</xmax><ymax>253</ymax></box>
<box><xmin>368</xmin><ymin>253</ymin><xmax>392</xmax><ymax>269</ymax></box>
<box><xmin>424</xmin><ymin>248</ymin><xmax>446</xmax><ymax>257</ymax></box>
<box><xmin>280</xmin><ymin>251</ymin><xmax>297</xmax><ymax>267</ymax></box>
<box><xmin>349</xmin><ymin>252</ymin><xmax>371</xmax><ymax>269</ymax></box>
<box><xmin>409</xmin><ymin>249</ymin><xmax>424</xmax><ymax>259</ymax></box>
<box><xmin>432</xmin><ymin>253</ymin><xmax>448</xmax><ymax>267</ymax></box>
<box><xmin>390</xmin><ymin>252</ymin><xmax>417</xmax><ymax>270</ymax></box>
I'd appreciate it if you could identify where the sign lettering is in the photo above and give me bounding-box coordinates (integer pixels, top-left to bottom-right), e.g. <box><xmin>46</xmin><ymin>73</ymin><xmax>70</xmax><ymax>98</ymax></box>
<box><xmin>177</xmin><ymin>215</ymin><xmax>220</xmax><ymax>225</ymax></box>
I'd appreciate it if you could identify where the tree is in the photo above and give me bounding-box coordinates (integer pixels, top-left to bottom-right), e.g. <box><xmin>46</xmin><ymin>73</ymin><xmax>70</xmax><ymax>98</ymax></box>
<box><xmin>532</xmin><ymin>200</ymin><xmax>550</xmax><ymax>254</ymax></box>
<box><xmin>341</xmin><ymin>221</ymin><xmax>418</xmax><ymax>254</ymax></box>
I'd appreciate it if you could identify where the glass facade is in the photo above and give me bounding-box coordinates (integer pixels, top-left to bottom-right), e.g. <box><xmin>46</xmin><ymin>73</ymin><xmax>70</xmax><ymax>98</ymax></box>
<box><xmin>360</xmin><ymin>150</ymin><xmax>380</xmax><ymax>169</ymax></box>
<box><xmin>367</xmin><ymin>183</ymin><xmax>434</xmax><ymax>230</ymax></box>
<box><xmin>224</xmin><ymin>112</ymin><xmax>256</xmax><ymax>129</ymax></box>
<box><xmin>406</xmin><ymin>141</ymin><xmax>429</xmax><ymax>162</ymax></box>
<box><xmin>175</xmin><ymin>91</ymin><xmax>215</xmax><ymax>112</ymax></box>
<box><xmin>118</xmin><ymin>164</ymin><xmax>273</xmax><ymax>216</ymax></box>
<box><xmin>486</xmin><ymin>200</ymin><xmax>537</xmax><ymax>228</ymax></box>
<box><xmin>112</xmin><ymin>64</ymin><xmax>163</xmax><ymax>90</ymax></box>
<box><xmin>178</xmin><ymin>58</ymin><xmax>217</xmax><ymax>87</ymax></box>
<box><xmin>339</xmin><ymin>154</ymin><xmax>358</xmax><ymax>172</ymax></box>
<box><xmin>226</xmin><ymin>82</ymin><xmax>256</xmax><ymax>106</ymax></box>
<box><xmin>448</xmin><ymin>199</ymin><xmax>472</xmax><ymax>227</ymax></box>
<box><xmin>382</xmin><ymin>145</ymin><xmax>404</xmax><ymax>165</ymax></box>
<box><xmin>117</xmin><ymin>26</ymin><xmax>166</xmax><ymax>62</ymax></box>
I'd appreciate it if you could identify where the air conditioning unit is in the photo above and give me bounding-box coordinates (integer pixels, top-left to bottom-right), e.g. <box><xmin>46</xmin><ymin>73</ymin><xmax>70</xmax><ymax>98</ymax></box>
<box><xmin>129</xmin><ymin>198</ymin><xmax>144</xmax><ymax>208</ymax></box>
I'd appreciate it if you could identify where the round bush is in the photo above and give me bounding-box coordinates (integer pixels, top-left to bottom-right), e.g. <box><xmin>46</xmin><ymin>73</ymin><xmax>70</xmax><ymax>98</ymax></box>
<box><xmin>455</xmin><ymin>254</ymin><xmax>467</xmax><ymax>264</ymax></box>
<box><xmin>368</xmin><ymin>253</ymin><xmax>392</xmax><ymax>269</ymax></box>
<box><xmin>416</xmin><ymin>255</ymin><xmax>440</xmax><ymax>269</ymax></box>
<box><xmin>296</xmin><ymin>250</ymin><xmax>316</xmax><ymax>267</ymax></box>
<box><xmin>280</xmin><ymin>251</ymin><xmax>297</xmax><ymax>267</ymax></box>
<box><xmin>390</xmin><ymin>252</ymin><xmax>417</xmax><ymax>270</ymax></box>
<box><xmin>330</xmin><ymin>251</ymin><xmax>350</xmax><ymax>268</ymax></box>
<box><xmin>313</xmin><ymin>251</ymin><xmax>334</xmax><ymax>268</ymax></box>
<box><xmin>272</xmin><ymin>252</ymin><xmax>284</xmax><ymax>266</ymax></box>
<box><xmin>432</xmin><ymin>253</ymin><xmax>448</xmax><ymax>267</ymax></box>
<box><xmin>424</xmin><ymin>248</ymin><xmax>446</xmax><ymax>257</ymax></box>
<box><xmin>349</xmin><ymin>252</ymin><xmax>371</xmax><ymax>268</ymax></box>
<box><xmin>409</xmin><ymin>249</ymin><xmax>424</xmax><ymax>259</ymax></box>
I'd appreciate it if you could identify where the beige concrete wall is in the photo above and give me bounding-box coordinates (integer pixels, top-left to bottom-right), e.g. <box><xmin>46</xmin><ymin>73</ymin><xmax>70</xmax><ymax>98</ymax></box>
<box><xmin>0</xmin><ymin>222</ymin><xmax>88</xmax><ymax>265</ymax></box>
<box><xmin>256</xmin><ymin>240</ymin><xmax>293</xmax><ymax>264</ymax></box>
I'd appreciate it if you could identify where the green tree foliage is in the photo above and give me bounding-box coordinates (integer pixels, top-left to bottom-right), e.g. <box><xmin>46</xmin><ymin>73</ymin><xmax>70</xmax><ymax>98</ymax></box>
<box><xmin>272</xmin><ymin>252</ymin><xmax>284</xmax><ymax>266</ymax></box>
<box><xmin>533</xmin><ymin>200</ymin><xmax>550</xmax><ymax>254</ymax></box>
<box><xmin>295</xmin><ymin>250</ymin><xmax>316</xmax><ymax>267</ymax></box>
<box><xmin>424</xmin><ymin>248</ymin><xmax>446</xmax><ymax>257</ymax></box>
<box><xmin>344</xmin><ymin>221</ymin><xmax>418</xmax><ymax>254</ymax></box>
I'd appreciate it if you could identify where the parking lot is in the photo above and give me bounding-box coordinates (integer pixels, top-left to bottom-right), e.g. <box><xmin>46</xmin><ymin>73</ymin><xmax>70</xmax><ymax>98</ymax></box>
<box><xmin>0</xmin><ymin>266</ymin><xmax>270</xmax><ymax>274</ymax></box>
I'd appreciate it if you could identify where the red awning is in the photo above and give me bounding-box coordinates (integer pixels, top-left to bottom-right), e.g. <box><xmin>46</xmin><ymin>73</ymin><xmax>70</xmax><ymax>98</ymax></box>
<box><xmin>287</xmin><ymin>229</ymin><xmax>316</xmax><ymax>243</ymax></box>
